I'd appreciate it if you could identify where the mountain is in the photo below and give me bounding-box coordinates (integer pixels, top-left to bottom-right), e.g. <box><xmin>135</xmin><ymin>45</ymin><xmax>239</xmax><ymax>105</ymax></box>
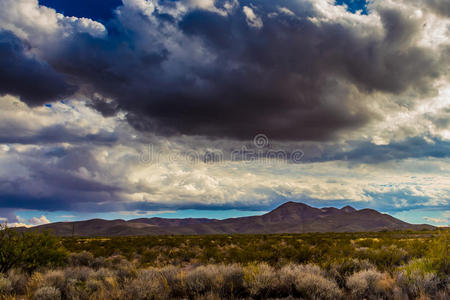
<box><xmin>26</xmin><ymin>202</ymin><xmax>435</xmax><ymax>236</ymax></box>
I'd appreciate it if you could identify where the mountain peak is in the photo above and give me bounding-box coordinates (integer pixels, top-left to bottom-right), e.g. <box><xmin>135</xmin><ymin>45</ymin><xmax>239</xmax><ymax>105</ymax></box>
<box><xmin>277</xmin><ymin>201</ymin><xmax>310</xmax><ymax>208</ymax></box>
<box><xmin>27</xmin><ymin>201</ymin><xmax>436</xmax><ymax>236</ymax></box>
<box><xmin>341</xmin><ymin>205</ymin><xmax>357</xmax><ymax>213</ymax></box>
<box><xmin>263</xmin><ymin>202</ymin><xmax>321</xmax><ymax>223</ymax></box>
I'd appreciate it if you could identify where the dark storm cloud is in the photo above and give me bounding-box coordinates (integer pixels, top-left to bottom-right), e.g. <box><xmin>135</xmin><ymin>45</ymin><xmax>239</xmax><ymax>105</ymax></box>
<box><xmin>0</xmin><ymin>146</ymin><xmax>123</xmax><ymax>212</ymax></box>
<box><xmin>29</xmin><ymin>164</ymin><xmax>120</xmax><ymax>193</ymax></box>
<box><xmin>0</xmin><ymin>192</ymin><xmax>124</xmax><ymax>213</ymax></box>
<box><xmin>423</xmin><ymin>0</ymin><xmax>450</xmax><ymax>17</ymax></box>
<box><xmin>0</xmin><ymin>124</ymin><xmax>118</xmax><ymax>145</ymax></box>
<box><xmin>315</xmin><ymin>137</ymin><xmax>450</xmax><ymax>163</ymax></box>
<box><xmin>15</xmin><ymin>0</ymin><xmax>442</xmax><ymax>142</ymax></box>
<box><xmin>124</xmin><ymin>198</ymin><xmax>286</xmax><ymax>212</ymax></box>
<box><xmin>0</xmin><ymin>31</ymin><xmax>75</xmax><ymax>105</ymax></box>
<box><xmin>0</xmin><ymin>193</ymin><xmax>69</xmax><ymax>211</ymax></box>
<box><xmin>125</xmin><ymin>191</ymin><xmax>448</xmax><ymax>214</ymax></box>
<box><xmin>363</xmin><ymin>191</ymin><xmax>450</xmax><ymax>213</ymax></box>
<box><xmin>0</xmin><ymin>208</ymin><xmax>19</xmax><ymax>223</ymax></box>
<box><xmin>426</xmin><ymin>107</ymin><xmax>450</xmax><ymax>129</ymax></box>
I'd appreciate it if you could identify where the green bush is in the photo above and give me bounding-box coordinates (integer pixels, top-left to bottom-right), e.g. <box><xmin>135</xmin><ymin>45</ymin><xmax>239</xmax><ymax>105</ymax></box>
<box><xmin>0</xmin><ymin>224</ymin><xmax>67</xmax><ymax>273</ymax></box>
<box><xmin>427</xmin><ymin>230</ymin><xmax>449</xmax><ymax>276</ymax></box>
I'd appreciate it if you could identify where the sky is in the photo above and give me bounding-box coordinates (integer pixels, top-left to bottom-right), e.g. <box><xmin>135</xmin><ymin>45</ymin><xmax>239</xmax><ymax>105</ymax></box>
<box><xmin>0</xmin><ymin>0</ymin><xmax>449</xmax><ymax>227</ymax></box>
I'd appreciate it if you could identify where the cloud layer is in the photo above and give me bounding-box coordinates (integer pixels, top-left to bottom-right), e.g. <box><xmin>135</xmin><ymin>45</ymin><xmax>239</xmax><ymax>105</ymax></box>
<box><xmin>1</xmin><ymin>0</ymin><xmax>448</xmax><ymax>140</ymax></box>
<box><xmin>0</xmin><ymin>0</ymin><xmax>448</xmax><ymax>225</ymax></box>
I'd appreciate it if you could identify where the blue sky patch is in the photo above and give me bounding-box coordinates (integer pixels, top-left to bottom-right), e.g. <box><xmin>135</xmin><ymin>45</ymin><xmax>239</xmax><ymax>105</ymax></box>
<box><xmin>39</xmin><ymin>0</ymin><xmax>122</xmax><ymax>21</ymax></box>
<box><xmin>335</xmin><ymin>0</ymin><xmax>368</xmax><ymax>14</ymax></box>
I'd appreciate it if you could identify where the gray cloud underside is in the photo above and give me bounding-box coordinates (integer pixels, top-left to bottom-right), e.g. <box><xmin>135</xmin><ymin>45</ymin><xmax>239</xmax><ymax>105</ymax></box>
<box><xmin>0</xmin><ymin>31</ymin><xmax>75</xmax><ymax>104</ymax></box>
<box><xmin>2</xmin><ymin>0</ymin><xmax>448</xmax><ymax>141</ymax></box>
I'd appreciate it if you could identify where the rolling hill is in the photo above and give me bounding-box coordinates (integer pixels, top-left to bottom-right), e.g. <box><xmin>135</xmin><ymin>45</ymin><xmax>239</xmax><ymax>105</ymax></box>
<box><xmin>27</xmin><ymin>202</ymin><xmax>434</xmax><ymax>236</ymax></box>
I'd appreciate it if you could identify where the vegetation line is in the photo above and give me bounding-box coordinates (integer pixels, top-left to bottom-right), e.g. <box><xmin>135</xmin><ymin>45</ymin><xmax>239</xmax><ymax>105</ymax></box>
<box><xmin>0</xmin><ymin>224</ymin><xmax>448</xmax><ymax>299</ymax></box>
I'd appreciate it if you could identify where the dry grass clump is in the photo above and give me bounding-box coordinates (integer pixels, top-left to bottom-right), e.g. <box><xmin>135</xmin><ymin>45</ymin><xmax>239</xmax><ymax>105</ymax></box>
<box><xmin>6</xmin><ymin>269</ymin><xmax>28</xmax><ymax>295</ymax></box>
<box><xmin>194</xmin><ymin>291</ymin><xmax>222</xmax><ymax>300</ymax></box>
<box><xmin>0</xmin><ymin>274</ymin><xmax>13</xmax><ymax>296</ymax></box>
<box><xmin>37</xmin><ymin>270</ymin><xmax>65</xmax><ymax>295</ymax></box>
<box><xmin>397</xmin><ymin>270</ymin><xmax>440</xmax><ymax>298</ymax></box>
<box><xmin>109</xmin><ymin>257</ymin><xmax>136</xmax><ymax>285</ymax></box>
<box><xmin>31</xmin><ymin>286</ymin><xmax>61</xmax><ymax>300</ymax></box>
<box><xmin>24</xmin><ymin>267</ymin><xmax>120</xmax><ymax>300</ymax></box>
<box><xmin>276</xmin><ymin>264</ymin><xmax>324</xmax><ymax>297</ymax></box>
<box><xmin>276</xmin><ymin>264</ymin><xmax>300</xmax><ymax>296</ymax></box>
<box><xmin>294</xmin><ymin>270</ymin><xmax>342</xmax><ymax>300</ymax></box>
<box><xmin>244</xmin><ymin>263</ymin><xmax>279</xmax><ymax>298</ymax></box>
<box><xmin>217</xmin><ymin>264</ymin><xmax>245</xmax><ymax>298</ymax></box>
<box><xmin>123</xmin><ymin>268</ymin><xmax>169</xmax><ymax>300</ymax></box>
<box><xmin>184</xmin><ymin>265</ymin><xmax>221</xmax><ymax>297</ymax></box>
<box><xmin>395</xmin><ymin>258</ymin><xmax>445</xmax><ymax>299</ymax></box>
<box><xmin>26</xmin><ymin>272</ymin><xmax>44</xmax><ymax>298</ymax></box>
<box><xmin>242</xmin><ymin>263</ymin><xmax>341</xmax><ymax>299</ymax></box>
<box><xmin>346</xmin><ymin>268</ymin><xmax>388</xmax><ymax>299</ymax></box>
<box><xmin>67</xmin><ymin>251</ymin><xmax>95</xmax><ymax>268</ymax></box>
<box><xmin>159</xmin><ymin>265</ymin><xmax>185</xmax><ymax>297</ymax></box>
<box><xmin>327</xmin><ymin>259</ymin><xmax>374</xmax><ymax>288</ymax></box>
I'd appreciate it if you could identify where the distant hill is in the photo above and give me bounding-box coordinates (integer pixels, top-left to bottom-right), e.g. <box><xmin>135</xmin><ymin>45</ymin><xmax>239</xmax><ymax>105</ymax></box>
<box><xmin>26</xmin><ymin>202</ymin><xmax>435</xmax><ymax>236</ymax></box>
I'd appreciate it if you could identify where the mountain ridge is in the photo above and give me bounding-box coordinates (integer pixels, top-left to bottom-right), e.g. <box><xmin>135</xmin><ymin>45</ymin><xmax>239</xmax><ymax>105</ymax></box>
<box><xmin>24</xmin><ymin>202</ymin><xmax>435</xmax><ymax>236</ymax></box>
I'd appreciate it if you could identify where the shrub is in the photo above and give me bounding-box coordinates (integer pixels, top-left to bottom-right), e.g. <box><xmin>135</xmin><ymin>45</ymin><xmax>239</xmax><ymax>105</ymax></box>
<box><xmin>396</xmin><ymin>258</ymin><xmax>444</xmax><ymax>298</ymax></box>
<box><xmin>6</xmin><ymin>269</ymin><xmax>28</xmax><ymax>295</ymax></box>
<box><xmin>0</xmin><ymin>224</ymin><xmax>67</xmax><ymax>274</ymax></box>
<box><xmin>32</xmin><ymin>286</ymin><xmax>61</xmax><ymax>300</ymax></box>
<box><xmin>63</xmin><ymin>278</ymin><xmax>91</xmax><ymax>300</ymax></box>
<box><xmin>68</xmin><ymin>251</ymin><xmax>94</xmax><ymax>267</ymax></box>
<box><xmin>159</xmin><ymin>266</ymin><xmax>184</xmax><ymax>297</ymax></box>
<box><xmin>93</xmin><ymin>267</ymin><xmax>116</xmax><ymax>282</ymax></box>
<box><xmin>91</xmin><ymin>257</ymin><xmax>107</xmax><ymax>270</ymax></box>
<box><xmin>91</xmin><ymin>268</ymin><xmax>120</xmax><ymax>299</ymax></box>
<box><xmin>61</xmin><ymin>267</ymin><xmax>97</xmax><ymax>300</ymax></box>
<box><xmin>63</xmin><ymin>267</ymin><xmax>94</xmax><ymax>283</ymax></box>
<box><xmin>41</xmin><ymin>270</ymin><xmax>66</xmax><ymax>291</ymax></box>
<box><xmin>294</xmin><ymin>272</ymin><xmax>342</xmax><ymax>300</ymax></box>
<box><xmin>426</xmin><ymin>230</ymin><xmax>449</xmax><ymax>276</ymax></box>
<box><xmin>26</xmin><ymin>270</ymin><xmax>64</xmax><ymax>299</ymax></box>
<box><xmin>26</xmin><ymin>272</ymin><xmax>44</xmax><ymax>297</ymax></box>
<box><xmin>328</xmin><ymin>259</ymin><xmax>374</xmax><ymax>288</ymax></box>
<box><xmin>276</xmin><ymin>264</ymin><xmax>323</xmax><ymax>296</ymax></box>
<box><xmin>184</xmin><ymin>265</ymin><xmax>220</xmax><ymax>297</ymax></box>
<box><xmin>374</xmin><ymin>273</ymin><xmax>396</xmax><ymax>299</ymax></box>
<box><xmin>277</xmin><ymin>264</ymin><xmax>301</xmax><ymax>297</ymax></box>
<box><xmin>194</xmin><ymin>291</ymin><xmax>222</xmax><ymax>300</ymax></box>
<box><xmin>218</xmin><ymin>264</ymin><xmax>245</xmax><ymax>298</ymax></box>
<box><xmin>123</xmin><ymin>269</ymin><xmax>169</xmax><ymax>300</ymax></box>
<box><xmin>397</xmin><ymin>270</ymin><xmax>440</xmax><ymax>298</ymax></box>
<box><xmin>0</xmin><ymin>274</ymin><xmax>13</xmax><ymax>295</ymax></box>
<box><xmin>104</xmin><ymin>255</ymin><xmax>129</xmax><ymax>268</ymax></box>
<box><xmin>346</xmin><ymin>269</ymin><xmax>384</xmax><ymax>299</ymax></box>
<box><xmin>244</xmin><ymin>263</ymin><xmax>279</xmax><ymax>298</ymax></box>
<box><xmin>111</xmin><ymin>258</ymin><xmax>136</xmax><ymax>285</ymax></box>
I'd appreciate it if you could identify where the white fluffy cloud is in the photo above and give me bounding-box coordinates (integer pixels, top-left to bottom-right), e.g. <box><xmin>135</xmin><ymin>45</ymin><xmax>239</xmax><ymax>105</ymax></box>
<box><xmin>27</xmin><ymin>215</ymin><xmax>50</xmax><ymax>226</ymax></box>
<box><xmin>3</xmin><ymin>215</ymin><xmax>50</xmax><ymax>228</ymax></box>
<box><xmin>424</xmin><ymin>216</ymin><xmax>448</xmax><ymax>224</ymax></box>
<box><xmin>0</xmin><ymin>0</ymin><xmax>106</xmax><ymax>45</ymax></box>
<box><xmin>243</xmin><ymin>6</ymin><xmax>263</xmax><ymax>28</ymax></box>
